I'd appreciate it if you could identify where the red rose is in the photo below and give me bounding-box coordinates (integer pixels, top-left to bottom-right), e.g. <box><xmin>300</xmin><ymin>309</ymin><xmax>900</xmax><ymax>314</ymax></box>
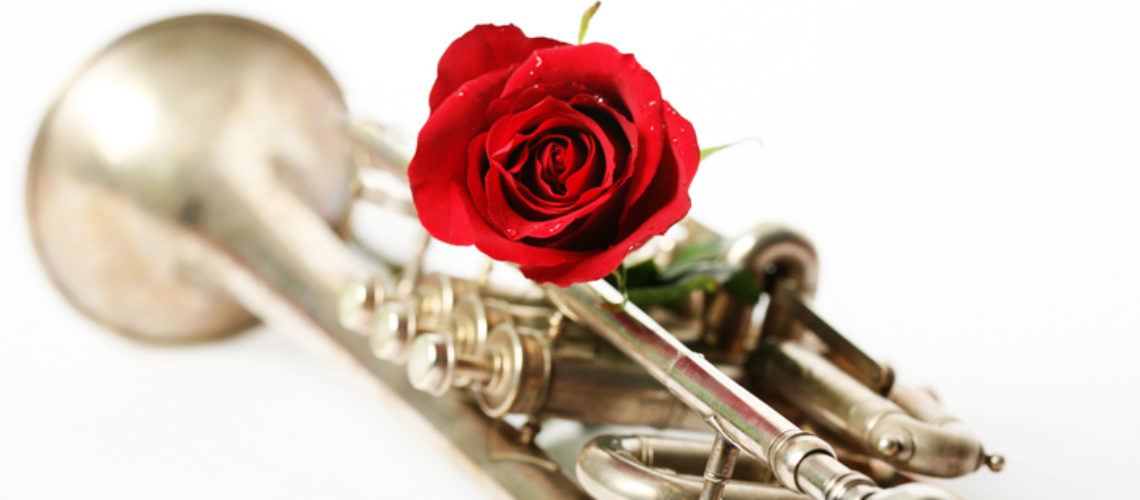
<box><xmin>408</xmin><ymin>24</ymin><xmax>699</xmax><ymax>286</ymax></box>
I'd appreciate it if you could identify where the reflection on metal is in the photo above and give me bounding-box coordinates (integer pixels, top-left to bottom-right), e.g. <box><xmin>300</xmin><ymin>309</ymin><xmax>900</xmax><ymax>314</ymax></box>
<box><xmin>27</xmin><ymin>13</ymin><xmax>1001</xmax><ymax>500</ymax></box>
<box><xmin>757</xmin><ymin>342</ymin><xmax>994</xmax><ymax>478</ymax></box>
<box><xmin>576</xmin><ymin>435</ymin><xmax>808</xmax><ymax>500</ymax></box>
<box><xmin>27</xmin><ymin>15</ymin><xmax>578</xmax><ymax>499</ymax></box>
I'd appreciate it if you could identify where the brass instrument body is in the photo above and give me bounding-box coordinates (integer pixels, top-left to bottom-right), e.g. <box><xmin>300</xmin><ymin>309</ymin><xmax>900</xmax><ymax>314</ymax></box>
<box><xmin>28</xmin><ymin>14</ymin><xmax>1001</xmax><ymax>499</ymax></box>
<box><xmin>28</xmin><ymin>15</ymin><xmax>580</xmax><ymax>498</ymax></box>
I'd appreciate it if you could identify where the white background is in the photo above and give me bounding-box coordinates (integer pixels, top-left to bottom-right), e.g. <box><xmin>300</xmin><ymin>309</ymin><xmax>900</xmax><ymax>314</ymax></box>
<box><xmin>3</xmin><ymin>1</ymin><xmax>1139</xmax><ymax>499</ymax></box>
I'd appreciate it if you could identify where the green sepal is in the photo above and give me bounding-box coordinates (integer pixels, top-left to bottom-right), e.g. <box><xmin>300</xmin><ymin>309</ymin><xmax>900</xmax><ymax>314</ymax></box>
<box><xmin>578</xmin><ymin>1</ymin><xmax>602</xmax><ymax>44</ymax></box>
<box><xmin>659</xmin><ymin>238</ymin><xmax>725</xmax><ymax>281</ymax></box>
<box><xmin>607</xmin><ymin>232</ymin><xmax>765</xmax><ymax>308</ymax></box>
<box><xmin>626</xmin><ymin>273</ymin><xmax>723</xmax><ymax>305</ymax></box>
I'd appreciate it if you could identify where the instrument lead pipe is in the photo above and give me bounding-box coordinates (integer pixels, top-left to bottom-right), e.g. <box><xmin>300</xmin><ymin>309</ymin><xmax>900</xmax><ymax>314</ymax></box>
<box><xmin>549</xmin><ymin>281</ymin><xmax>958</xmax><ymax>500</ymax></box>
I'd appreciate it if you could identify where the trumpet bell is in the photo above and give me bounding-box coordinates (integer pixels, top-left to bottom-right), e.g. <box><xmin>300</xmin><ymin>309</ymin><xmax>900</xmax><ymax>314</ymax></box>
<box><xmin>27</xmin><ymin>15</ymin><xmax>354</xmax><ymax>342</ymax></box>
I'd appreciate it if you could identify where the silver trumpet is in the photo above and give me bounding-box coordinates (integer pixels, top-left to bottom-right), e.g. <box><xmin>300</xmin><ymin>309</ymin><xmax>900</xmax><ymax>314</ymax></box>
<box><xmin>28</xmin><ymin>15</ymin><xmax>1002</xmax><ymax>499</ymax></box>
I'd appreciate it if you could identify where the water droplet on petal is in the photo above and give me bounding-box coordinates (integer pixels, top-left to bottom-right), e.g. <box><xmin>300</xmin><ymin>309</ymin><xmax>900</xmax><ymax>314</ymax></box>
<box><xmin>595</xmin><ymin>95</ymin><xmax>605</xmax><ymax>104</ymax></box>
<box><xmin>456</xmin><ymin>91</ymin><xmax>465</xmax><ymax>97</ymax></box>
<box><xmin>648</xmin><ymin>100</ymin><xmax>658</xmax><ymax>107</ymax></box>
<box><xmin>535</xmin><ymin>56</ymin><xmax>543</xmax><ymax>67</ymax></box>
<box><xmin>648</xmin><ymin>125</ymin><xmax>655</xmax><ymax>132</ymax></box>
<box><xmin>528</xmin><ymin>71</ymin><xmax>535</xmax><ymax>77</ymax></box>
<box><xmin>671</xmin><ymin>137</ymin><xmax>678</xmax><ymax>143</ymax></box>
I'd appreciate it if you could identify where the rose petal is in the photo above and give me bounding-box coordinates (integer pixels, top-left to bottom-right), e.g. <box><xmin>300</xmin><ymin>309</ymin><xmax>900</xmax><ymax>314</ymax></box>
<box><xmin>487</xmin><ymin>81</ymin><xmax>588</xmax><ymax>118</ymax></box>
<box><xmin>484</xmin><ymin>98</ymin><xmax>620</xmax><ymax>206</ymax></box>
<box><xmin>465</xmin><ymin>131</ymin><xmax>495</xmax><ymax>227</ymax></box>
<box><xmin>535</xmin><ymin>100</ymin><xmax>698</xmax><ymax>281</ymax></box>
<box><xmin>564</xmin><ymin>94</ymin><xmax>639</xmax><ymax>194</ymax></box>
<box><xmin>501</xmin><ymin>44</ymin><xmax>666</xmax><ymax>206</ymax></box>
<box><xmin>429</xmin><ymin>25</ymin><xmax>565</xmax><ymax>112</ymax></box>
<box><xmin>485</xmin><ymin>97</ymin><xmax>589</xmax><ymax>161</ymax></box>
<box><xmin>613</xmin><ymin>99</ymin><xmax>699</xmax><ymax>250</ymax></box>
<box><xmin>412</xmin><ymin>30</ymin><xmax>700</xmax><ymax>286</ymax></box>
<box><xmin>485</xmin><ymin>164</ymin><xmax>610</xmax><ymax>240</ymax></box>
<box><xmin>410</xmin><ymin>68</ymin><xmax>512</xmax><ymax>245</ymax></box>
<box><xmin>485</xmin><ymin>95</ymin><xmax>639</xmax><ymax>209</ymax></box>
<box><xmin>661</xmin><ymin>100</ymin><xmax>700</xmax><ymax>183</ymax></box>
<box><xmin>470</xmin><ymin>216</ymin><xmax>591</xmax><ymax>268</ymax></box>
<box><xmin>519</xmin><ymin>238</ymin><xmax>628</xmax><ymax>286</ymax></box>
<box><xmin>531</xmin><ymin>136</ymin><xmax>572</xmax><ymax>195</ymax></box>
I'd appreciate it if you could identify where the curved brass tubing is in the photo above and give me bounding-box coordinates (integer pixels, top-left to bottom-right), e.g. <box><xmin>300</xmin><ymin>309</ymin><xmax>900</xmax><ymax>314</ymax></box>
<box><xmin>576</xmin><ymin>435</ymin><xmax>809</xmax><ymax>500</ymax></box>
<box><xmin>756</xmin><ymin>341</ymin><xmax>999</xmax><ymax>477</ymax></box>
<box><xmin>703</xmin><ymin>224</ymin><xmax>820</xmax><ymax>355</ymax></box>
<box><xmin>575</xmin><ymin>435</ymin><xmax>960</xmax><ymax>500</ymax></box>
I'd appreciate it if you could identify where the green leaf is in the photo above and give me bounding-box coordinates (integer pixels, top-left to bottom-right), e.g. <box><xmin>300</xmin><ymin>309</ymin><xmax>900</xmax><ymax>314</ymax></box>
<box><xmin>626</xmin><ymin>274</ymin><xmax>723</xmax><ymax>305</ymax></box>
<box><xmin>578</xmin><ymin>1</ymin><xmax>602</xmax><ymax>44</ymax></box>
<box><xmin>603</xmin><ymin>232</ymin><xmax>763</xmax><ymax>308</ymax></box>
<box><xmin>663</xmin><ymin>238</ymin><xmax>725</xmax><ymax>278</ymax></box>
<box><xmin>723</xmin><ymin>268</ymin><xmax>763</xmax><ymax>304</ymax></box>
<box><xmin>699</xmin><ymin>137</ymin><xmax>764</xmax><ymax>161</ymax></box>
<box><xmin>625</xmin><ymin>258</ymin><xmax>734</xmax><ymax>306</ymax></box>
<box><xmin>623</xmin><ymin>259</ymin><xmax>660</xmax><ymax>286</ymax></box>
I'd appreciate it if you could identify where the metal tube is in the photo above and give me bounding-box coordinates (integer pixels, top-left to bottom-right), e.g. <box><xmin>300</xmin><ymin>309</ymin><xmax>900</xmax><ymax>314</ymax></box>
<box><xmin>26</xmin><ymin>15</ymin><xmax>584</xmax><ymax>499</ymax></box>
<box><xmin>699</xmin><ymin>434</ymin><xmax>740</xmax><ymax>500</ymax></box>
<box><xmin>552</xmin><ymin>281</ymin><xmax>961</xmax><ymax>500</ymax></box>
<box><xmin>206</xmin><ymin>164</ymin><xmax>584</xmax><ymax>499</ymax></box>
<box><xmin>575</xmin><ymin>435</ymin><xmax>809</xmax><ymax>500</ymax></box>
<box><xmin>29</xmin><ymin>13</ymin><xmax>988</xmax><ymax>500</ymax></box>
<box><xmin>549</xmin><ymin>281</ymin><xmax>881</xmax><ymax>499</ymax></box>
<box><xmin>548</xmin><ymin>283</ymin><xmax>805</xmax><ymax>454</ymax></box>
<box><xmin>540</xmin><ymin>353</ymin><xmax>711</xmax><ymax>429</ymax></box>
<box><xmin>757</xmin><ymin>341</ymin><xmax>989</xmax><ymax>477</ymax></box>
